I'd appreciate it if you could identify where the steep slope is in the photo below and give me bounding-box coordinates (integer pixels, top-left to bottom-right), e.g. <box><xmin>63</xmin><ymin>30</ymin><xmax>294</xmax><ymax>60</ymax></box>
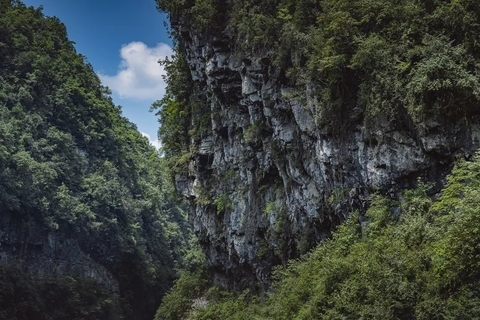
<box><xmin>0</xmin><ymin>2</ymin><xmax>193</xmax><ymax>319</ymax></box>
<box><xmin>155</xmin><ymin>0</ymin><xmax>480</xmax><ymax>290</ymax></box>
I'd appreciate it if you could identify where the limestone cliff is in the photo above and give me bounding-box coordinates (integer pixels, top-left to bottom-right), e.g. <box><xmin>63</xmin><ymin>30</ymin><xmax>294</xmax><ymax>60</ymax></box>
<box><xmin>168</xmin><ymin>23</ymin><xmax>480</xmax><ymax>291</ymax></box>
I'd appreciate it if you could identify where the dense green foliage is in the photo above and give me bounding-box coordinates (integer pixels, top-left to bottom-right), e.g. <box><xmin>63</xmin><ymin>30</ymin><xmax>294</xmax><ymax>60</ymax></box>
<box><xmin>151</xmin><ymin>46</ymin><xmax>192</xmax><ymax>166</ymax></box>
<box><xmin>151</xmin><ymin>43</ymin><xmax>211</xmax><ymax>175</ymax></box>
<box><xmin>157</xmin><ymin>153</ymin><xmax>480</xmax><ymax>319</ymax></box>
<box><xmin>0</xmin><ymin>1</ymin><xmax>200</xmax><ymax>319</ymax></box>
<box><xmin>154</xmin><ymin>269</ymin><xmax>209</xmax><ymax>320</ymax></box>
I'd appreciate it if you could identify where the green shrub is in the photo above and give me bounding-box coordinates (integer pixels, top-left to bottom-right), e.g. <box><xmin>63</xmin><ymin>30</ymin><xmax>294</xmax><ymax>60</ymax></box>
<box><xmin>155</xmin><ymin>270</ymin><xmax>209</xmax><ymax>320</ymax></box>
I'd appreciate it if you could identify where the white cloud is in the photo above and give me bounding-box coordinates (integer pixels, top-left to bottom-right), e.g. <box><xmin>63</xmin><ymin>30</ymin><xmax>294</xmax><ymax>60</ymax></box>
<box><xmin>99</xmin><ymin>42</ymin><xmax>173</xmax><ymax>101</ymax></box>
<box><xmin>141</xmin><ymin>132</ymin><xmax>162</xmax><ymax>150</ymax></box>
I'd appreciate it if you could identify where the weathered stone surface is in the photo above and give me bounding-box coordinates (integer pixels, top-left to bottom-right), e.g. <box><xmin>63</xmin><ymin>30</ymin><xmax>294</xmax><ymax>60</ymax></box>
<box><xmin>0</xmin><ymin>210</ymin><xmax>119</xmax><ymax>293</ymax></box>
<box><xmin>174</xmin><ymin>25</ymin><xmax>480</xmax><ymax>291</ymax></box>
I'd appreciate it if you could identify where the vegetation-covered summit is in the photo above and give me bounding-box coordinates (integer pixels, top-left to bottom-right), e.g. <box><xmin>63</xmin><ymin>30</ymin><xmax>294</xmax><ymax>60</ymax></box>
<box><xmin>0</xmin><ymin>1</ymin><xmax>199</xmax><ymax>319</ymax></box>
<box><xmin>156</xmin><ymin>0</ymin><xmax>480</xmax><ymax>155</ymax></box>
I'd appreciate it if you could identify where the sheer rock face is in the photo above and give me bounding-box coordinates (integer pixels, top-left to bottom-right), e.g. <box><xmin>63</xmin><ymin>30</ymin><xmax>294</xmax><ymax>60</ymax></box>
<box><xmin>0</xmin><ymin>210</ymin><xmax>119</xmax><ymax>293</ymax></box>
<box><xmin>174</xmin><ymin>26</ymin><xmax>480</xmax><ymax>290</ymax></box>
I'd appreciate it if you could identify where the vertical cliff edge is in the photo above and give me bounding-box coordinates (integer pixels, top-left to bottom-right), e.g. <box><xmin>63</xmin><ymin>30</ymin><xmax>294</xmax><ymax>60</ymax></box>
<box><xmin>157</xmin><ymin>0</ymin><xmax>480</xmax><ymax>291</ymax></box>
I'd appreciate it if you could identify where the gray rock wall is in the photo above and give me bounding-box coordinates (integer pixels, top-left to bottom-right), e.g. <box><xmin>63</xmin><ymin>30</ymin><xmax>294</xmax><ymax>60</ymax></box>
<box><xmin>174</xmin><ymin>27</ymin><xmax>480</xmax><ymax>290</ymax></box>
<box><xmin>0</xmin><ymin>209</ymin><xmax>119</xmax><ymax>293</ymax></box>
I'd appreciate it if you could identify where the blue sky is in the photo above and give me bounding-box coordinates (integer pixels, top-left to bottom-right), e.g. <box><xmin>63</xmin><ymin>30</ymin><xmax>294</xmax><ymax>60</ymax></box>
<box><xmin>22</xmin><ymin>0</ymin><xmax>173</xmax><ymax>149</ymax></box>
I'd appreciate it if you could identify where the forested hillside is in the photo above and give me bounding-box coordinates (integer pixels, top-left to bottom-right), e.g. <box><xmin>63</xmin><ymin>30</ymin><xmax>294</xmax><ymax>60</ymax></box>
<box><xmin>0</xmin><ymin>2</ymin><xmax>200</xmax><ymax>319</ymax></box>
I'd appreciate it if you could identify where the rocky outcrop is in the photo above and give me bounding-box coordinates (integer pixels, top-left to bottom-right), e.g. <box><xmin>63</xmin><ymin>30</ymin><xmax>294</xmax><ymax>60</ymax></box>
<box><xmin>0</xmin><ymin>209</ymin><xmax>123</xmax><ymax>320</ymax></box>
<box><xmin>173</xmin><ymin>26</ymin><xmax>480</xmax><ymax>291</ymax></box>
<box><xmin>0</xmin><ymin>210</ymin><xmax>119</xmax><ymax>292</ymax></box>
